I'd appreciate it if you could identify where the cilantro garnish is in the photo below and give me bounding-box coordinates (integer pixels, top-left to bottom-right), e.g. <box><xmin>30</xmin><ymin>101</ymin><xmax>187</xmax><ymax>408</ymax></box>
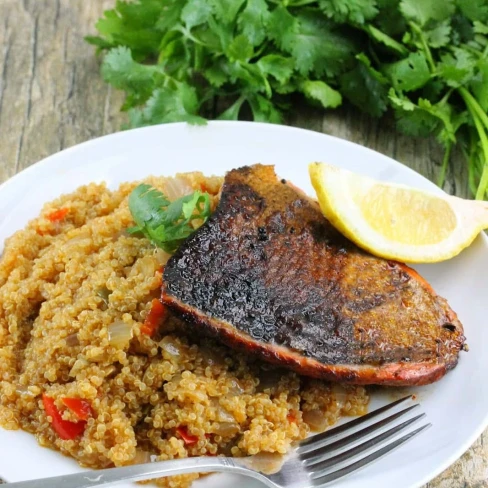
<box><xmin>88</xmin><ymin>0</ymin><xmax>488</xmax><ymax>199</ymax></box>
<box><xmin>128</xmin><ymin>184</ymin><xmax>211</xmax><ymax>253</ymax></box>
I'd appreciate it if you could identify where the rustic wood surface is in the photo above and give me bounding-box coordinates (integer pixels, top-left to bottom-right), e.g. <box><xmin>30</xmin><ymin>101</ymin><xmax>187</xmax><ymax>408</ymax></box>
<box><xmin>0</xmin><ymin>1</ymin><xmax>484</xmax><ymax>487</ymax></box>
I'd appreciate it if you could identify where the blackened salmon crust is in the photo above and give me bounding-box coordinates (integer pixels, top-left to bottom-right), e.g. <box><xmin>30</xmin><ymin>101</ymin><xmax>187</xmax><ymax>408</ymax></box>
<box><xmin>162</xmin><ymin>165</ymin><xmax>465</xmax><ymax>386</ymax></box>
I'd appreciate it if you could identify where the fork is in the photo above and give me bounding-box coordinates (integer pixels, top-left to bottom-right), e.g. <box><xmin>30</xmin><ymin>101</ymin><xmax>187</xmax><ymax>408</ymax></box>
<box><xmin>6</xmin><ymin>395</ymin><xmax>430</xmax><ymax>488</ymax></box>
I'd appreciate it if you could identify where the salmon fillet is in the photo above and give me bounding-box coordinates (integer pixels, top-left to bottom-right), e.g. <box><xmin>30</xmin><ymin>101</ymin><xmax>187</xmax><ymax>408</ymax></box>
<box><xmin>161</xmin><ymin>165</ymin><xmax>466</xmax><ymax>386</ymax></box>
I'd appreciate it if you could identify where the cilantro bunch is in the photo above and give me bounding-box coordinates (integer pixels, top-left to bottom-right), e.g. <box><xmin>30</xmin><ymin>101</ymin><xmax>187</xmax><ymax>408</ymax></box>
<box><xmin>87</xmin><ymin>0</ymin><xmax>488</xmax><ymax>199</ymax></box>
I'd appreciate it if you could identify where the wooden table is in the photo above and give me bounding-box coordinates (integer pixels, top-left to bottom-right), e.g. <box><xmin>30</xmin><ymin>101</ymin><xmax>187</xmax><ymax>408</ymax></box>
<box><xmin>0</xmin><ymin>1</ymin><xmax>484</xmax><ymax>487</ymax></box>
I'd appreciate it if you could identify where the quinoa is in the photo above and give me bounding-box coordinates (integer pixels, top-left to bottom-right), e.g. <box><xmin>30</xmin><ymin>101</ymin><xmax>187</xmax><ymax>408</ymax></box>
<box><xmin>0</xmin><ymin>172</ymin><xmax>368</xmax><ymax>487</ymax></box>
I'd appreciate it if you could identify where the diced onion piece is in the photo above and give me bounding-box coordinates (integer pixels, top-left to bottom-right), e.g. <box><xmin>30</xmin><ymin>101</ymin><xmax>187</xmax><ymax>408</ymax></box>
<box><xmin>228</xmin><ymin>379</ymin><xmax>244</xmax><ymax>395</ymax></box>
<box><xmin>140</xmin><ymin>256</ymin><xmax>158</xmax><ymax>277</ymax></box>
<box><xmin>210</xmin><ymin>399</ymin><xmax>236</xmax><ymax>423</ymax></box>
<box><xmin>332</xmin><ymin>384</ymin><xmax>348</xmax><ymax>410</ymax></box>
<box><xmin>69</xmin><ymin>358</ymin><xmax>89</xmax><ymax>377</ymax></box>
<box><xmin>65</xmin><ymin>333</ymin><xmax>80</xmax><ymax>347</ymax></box>
<box><xmin>160</xmin><ymin>336</ymin><xmax>180</xmax><ymax>357</ymax></box>
<box><xmin>248</xmin><ymin>452</ymin><xmax>284</xmax><ymax>475</ymax></box>
<box><xmin>164</xmin><ymin>177</ymin><xmax>194</xmax><ymax>201</ymax></box>
<box><xmin>15</xmin><ymin>385</ymin><xmax>35</xmax><ymax>397</ymax></box>
<box><xmin>131</xmin><ymin>450</ymin><xmax>152</xmax><ymax>465</ymax></box>
<box><xmin>154</xmin><ymin>248</ymin><xmax>171</xmax><ymax>266</ymax></box>
<box><xmin>210</xmin><ymin>422</ymin><xmax>240</xmax><ymax>437</ymax></box>
<box><xmin>159</xmin><ymin>336</ymin><xmax>182</xmax><ymax>359</ymax></box>
<box><xmin>108</xmin><ymin>320</ymin><xmax>133</xmax><ymax>349</ymax></box>
<box><xmin>131</xmin><ymin>256</ymin><xmax>158</xmax><ymax>278</ymax></box>
<box><xmin>303</xmin><ymin>409</ymin><xmax>329</xmax><ymax>432</ymax></box>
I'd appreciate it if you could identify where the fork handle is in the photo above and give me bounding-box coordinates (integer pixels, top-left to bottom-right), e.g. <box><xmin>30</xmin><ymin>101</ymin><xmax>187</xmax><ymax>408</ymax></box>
<box><xmin>5</xmin><ymin>457</ymin><xmax>273</xmax><ymax>488</ymax></box>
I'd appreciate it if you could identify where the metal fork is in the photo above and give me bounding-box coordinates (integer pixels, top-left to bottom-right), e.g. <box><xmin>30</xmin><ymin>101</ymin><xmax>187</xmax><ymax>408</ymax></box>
<box><xmin>6</xmin><ymin>395</ymin><xmax>430</xmax><ymax>488</ymax></box>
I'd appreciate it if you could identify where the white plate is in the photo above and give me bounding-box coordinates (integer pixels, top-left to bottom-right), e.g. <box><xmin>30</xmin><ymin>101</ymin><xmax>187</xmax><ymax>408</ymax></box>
<box><xmin>0</xmin><ymin>122</ymin><xmax>487</xmax><ymax>488</ymax></box>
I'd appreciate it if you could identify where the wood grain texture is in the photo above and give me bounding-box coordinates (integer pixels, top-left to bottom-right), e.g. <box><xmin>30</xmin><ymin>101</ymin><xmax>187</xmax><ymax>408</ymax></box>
<box><xmin>0</xmin><ymin>0</ymin><xmax>483</xmax><ymax>486</ymax></box>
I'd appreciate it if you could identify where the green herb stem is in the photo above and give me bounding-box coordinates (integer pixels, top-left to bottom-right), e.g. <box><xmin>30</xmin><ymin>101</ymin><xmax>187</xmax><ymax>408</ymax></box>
<box><xmin>409</xmin><ymin>22</ymin><xmax>435</xmax><ymax>72</ymax></box>
<box><xmin>466</xmin><ymin>138</ymin><xmax>479</xmax><ymax>197</ymax></box>
<box><xmin>473</xmin><ymin>118</ymin><xmax>488</xmax><ymax>200</ymax></box>
<box><xmin>459</xmin><ymin>87</ymin><xmax>488</xmax><ymax>133</ymax></box>
<box><xmin>437</xmin><ymin>142</ymin><xmax>452</xmax><ymax>189</ymax></box>
<box><xmin>462</xmin><ymin>96</ymin><xmax>488</xmax><ymax>199</ymax></box>
<box><xmin>287</xmin><ymin>0</ymin><xmax>317</xmax><ymax>6</ymax></box>
<box><xmin>364</xmin><ymin>25</ymin><xmax>409</xmax><ymax>56</ymax></box>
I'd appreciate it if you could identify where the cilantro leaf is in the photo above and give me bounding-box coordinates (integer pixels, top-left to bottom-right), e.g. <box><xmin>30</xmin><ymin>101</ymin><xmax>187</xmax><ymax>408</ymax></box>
<box><xmin>257</xmin><ymin>55</ymin><xmax>295</xmax><ymax>85</ymax></box>
<box><xmin>400</xmin><ymin>0</ymin><xmax>455</xmax><ymax>26</ymax></box>
<box><xmin>226</xmin><ymin>62</ymin><xmax>270</xmax><ymax>94</ymax></box>
<box><xmin>94</xmin><ymin>0</ymin><xmax>164</xmax><ymax>59</ymax></box>
<box><xmin>128</xmin><ymin>184</ymin><xmax>212</xmax><ymax>253</ymax></box>
<box><xmin>269</xmin><ymin>7</ymin><xmax>356</xmax><ymax>77</ymax></box>
<box><xmin>268</xmin><ymin>6</ymin><xmax>296</xmax><ymax>52</ymax></box>
<box><xmin>204</xmin><ymin>62</ymin><xmax>230</xmax><ymax>87</ymax></box>
<box><xmin>101</xmin><ymin>47</ymin><xmax>161</xmax><ymax>108</ymax></box>
<box><xmin>384</xmin><ymin>52</ymin><xmax>431</xmax><ymax>92</ymax></box>
<box><xmin>451</xmin><ymin>13</ymin><xmax>475</xmax><ymax>44</ymax></box>
<box><xmin>127</xmin><ymin>84</ymin><xmax>206</xmax><ymax>127</ymax></box>
<box><xmin>155</xmin><ymin>0</ymin><xmax>184</xmax><ymax>32</ymax></box>
<box><xmin>248</xmin><ymin>94</ymin><xmax>283</xmax><ymax>123</ymax></box>
<box><xmin>318</xmin><ymin>0</ymin><xmax>378</xmax><ymax>24</ymax></box>
<box><xmin>389</xmin><ymin>91</ymin><xmax>441</xmax><ymax>137</ymax></box>
<box><xmin>227</xmin><ymin>35</ymin><xmax>254</xmax><ymax>62</ymax></box>
<box><xmin>211</xmin><ymin>0</ymin><xmax>247</xmax><ymax>24</ymax></box>
<box><xmin>425</xmin><ymin>20</ymin><xmax>452</xmax><ymax>48</ymax></box>
<box><xmin>473</xmin><ymin>21</ymin><xmax>488</xmax><ymax>35</ymax></box>
<box><xmin>237</xmin><ymin>0</ymin><xmax>270</xmax><ymax>46</ymax></box>
<box><xmin>207</xmin><ymin>15</ymin><xmax>234</xmax><ymax>52</ymax></box>
<box><xmin>457</xmin><ymin>0</ymin><xmax>488</xmax><ymax>23</ymax></box>
<box><xmin>129</xmin><ymin>184</ymin><xmax>170</xmax><ymax>231</ymax></box>
<box><xmin>217</xmin><ymin>96</ymin><xmax>247</xmax><ymax>120</ymax></box>
<box><xmin>85</xmin><ymin>35</ymin><xmax>114</xmax><ymax>51</ymax></box>
<box><xmin>300</xmin><ymin>80</ymin><xmax>342</xmax><ymax>109</ymax></box>
<box><xmin>389</xmin><ymin>89</ymin><xmax>459</xmax><ymax>144</ymax></box>
<box><xmin>340</xmin><ymin>53</ymin><xmax>389</xmax><ymax>117</ymax></box>
<box><xmin>181</xmin><ymin>0</ymin><xmax>213</xmax><ymax>29</ymax></box>
<box><xmin>437</xmin><ymin>47</ymin><xmax>477</xmax><ymax>87</ymax></box>
<box><xmin>374</xmin><ymin>0</ymin><xmax>407</xmax><ymax>37</ymax></box>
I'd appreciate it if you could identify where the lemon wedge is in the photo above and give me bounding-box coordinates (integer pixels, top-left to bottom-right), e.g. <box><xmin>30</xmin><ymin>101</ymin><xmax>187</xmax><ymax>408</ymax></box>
<box><xmin>309</xmin><ymin>162</ymin><xmax>488</xmax><ymax>263</ymax></box>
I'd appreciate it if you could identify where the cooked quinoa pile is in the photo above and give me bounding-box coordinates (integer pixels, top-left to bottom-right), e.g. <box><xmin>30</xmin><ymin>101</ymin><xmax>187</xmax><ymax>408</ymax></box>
<box><xmin>0</xmin><ymin>173</ymin><xmax>368</xmax><ymax>488</ymax></box>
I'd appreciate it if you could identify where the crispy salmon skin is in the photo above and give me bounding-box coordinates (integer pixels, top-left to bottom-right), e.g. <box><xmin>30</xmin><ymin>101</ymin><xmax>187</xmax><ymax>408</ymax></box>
<box><xmin>162</xmin><ymin>165</ymin><xmax>465</xmax><ymax>386</ymax></box>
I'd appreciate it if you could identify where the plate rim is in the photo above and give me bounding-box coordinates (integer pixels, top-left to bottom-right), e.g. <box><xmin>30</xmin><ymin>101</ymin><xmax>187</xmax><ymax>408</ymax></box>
<box><xmin>0</xmin><ymin>120</ymin><xmax>486</xmax><ymax>488</ymax></box>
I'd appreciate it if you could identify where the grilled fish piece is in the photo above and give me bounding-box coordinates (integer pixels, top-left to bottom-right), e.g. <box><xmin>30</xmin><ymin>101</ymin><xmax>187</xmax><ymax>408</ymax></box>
<box><xmin>162</xmin><ymin>165</ymin><xmax>466</xmax><ymax>386</ymax></box>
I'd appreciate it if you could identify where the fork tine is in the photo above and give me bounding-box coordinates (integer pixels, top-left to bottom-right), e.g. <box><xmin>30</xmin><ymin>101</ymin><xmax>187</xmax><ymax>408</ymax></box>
<box><xmin>301</xmin><ymin>405</ymin><xmax>420</xmax><ymax>465</ymax></box>
<box><xmin>308</xmin><ymin>413</ymin><xmax>426</xmax><ymax>474</ymax></box>
<box><xmin>297</xmin><ymin>395</ymin><xmax>414</xmax><ymax>454</ymax></box>
<box><xmin>311</xmin><ymin>424</ymin><xmax>432</xmax><ymax>487</ymax></box>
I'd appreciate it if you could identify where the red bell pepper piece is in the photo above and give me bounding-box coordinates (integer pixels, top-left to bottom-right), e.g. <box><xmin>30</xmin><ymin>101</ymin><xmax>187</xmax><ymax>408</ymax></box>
<box><xmin>287</xmin><ymin>412</ymin><xmax>297</xmax><ymax>423</ymax></box>
<box><xmin>141</xmin><ymin>299</ymin><xmax>167</xmax><ymax>336</ymax></box>
<box><xmin>42</xmin><ymin>394</ymin><xmax>86</xmax><ymax>440</ymax></box>
<box><xmin>61</xmin><ymin>397</ymin><xmax>93</xmax><ymax>421</ymax></box>
<box><xmin>47</xmin><ymin>208</ymin><xmax>69</xmax><ymax>222</ymax></box>
<box><xmin>176</xmin><ymin>426</ymin><xmax>199</xmax><ymax>445</ymax></box>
